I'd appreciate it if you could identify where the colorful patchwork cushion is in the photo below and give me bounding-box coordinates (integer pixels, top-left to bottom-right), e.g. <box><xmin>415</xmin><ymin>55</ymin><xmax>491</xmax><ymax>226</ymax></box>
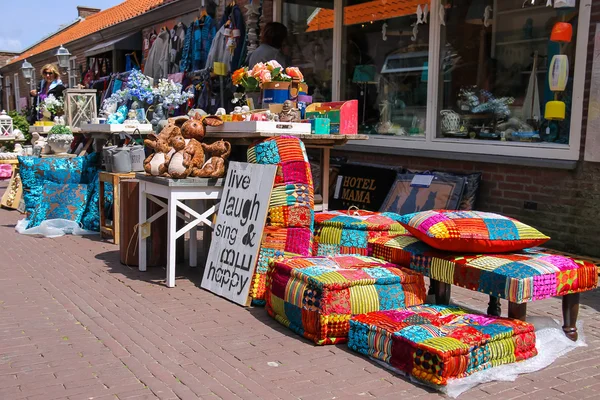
<box><xmin>266</xmin><ymin>255</ymin><xmax>426</xmax><ymax>345</ymax></box>
<box><xmin>348</xmin><ymin>305</ymin><xmax>537</xmax><ymax>386</ymax></box>
<box><xmin>247</xmin><ymin>136</ymin><xmax>309</xmax><ymax>165</ymax></box>
<box><xmin>371</xmin><ymin>236</ymin><xmax>598</xmax><ymax>303</ymax></box>
<box><xmin>269</xmin><ymin>183</ymin><xmax>314</xmax><ymax>209</ymax></box>
<box><xmin>268</xmin><ymin>205</ymin><xmax>314</xmax><ymax>228</ymax></box>
<box><xmin>274</xmin><ymin>161</ymin><xmax>313</xmax><ymax>186</ymax></box>
<box><xmin>249</xmin><ymin>136</ymin><xmax>315</xmax><ymax>306</ymax></box>
<box><xmin>398</xmin><ymin>210</ymin><xmax>550</xmax><ymax>253</ymax></box>
<box><xmin>28</xmin><ymin>181</ymin><xmax>90</xmax><ymax>229</ymax></box>
<box><xmin>313</xmin><ymin>210</ymin><xmax>410</xmax><ymax>256</ymax></box>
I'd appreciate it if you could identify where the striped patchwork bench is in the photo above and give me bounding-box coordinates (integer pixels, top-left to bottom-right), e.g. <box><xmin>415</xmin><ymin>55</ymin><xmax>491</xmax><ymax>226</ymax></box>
<box><xmin>370</xmin><ymin>236</ymin><xmax>598</xmax><ymax>341</ymax></box>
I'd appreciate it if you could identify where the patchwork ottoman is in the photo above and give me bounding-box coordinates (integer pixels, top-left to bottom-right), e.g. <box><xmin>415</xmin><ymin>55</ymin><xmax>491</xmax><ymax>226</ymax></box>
<box><xmin>371</xmin><ymin>236</ymin><xmax>598</xmax><ymax>340</ymax></box>
<box><xmin>348</xmin><ymin>305</ymin><xmax>538</xmax><ymax>387</ymax></box>
<box><xmin>248</xmin><ymin>137</ymin><xmax>316</xmax><ymax>306</ymax></box>
<box><xmin>266</xmin><ymin>255</ymin><xmax>427</xmax><ymax>345</ymax></box>
<box><xmin>313</xmin><ymin>210</ymin><xmax>409</xmax><ymax>256</ymax></box>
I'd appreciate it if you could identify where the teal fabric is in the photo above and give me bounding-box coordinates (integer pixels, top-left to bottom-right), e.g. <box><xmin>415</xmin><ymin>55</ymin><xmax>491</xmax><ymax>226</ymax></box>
<box><xmin>27</xmin><ymin>182</ymin><xmax>90</xmax><ymax>229</ymax></box>
<box><xmin>18</xmin><ymin>156</ymin><xmax>85</xmax><ymax>216</ymax></box>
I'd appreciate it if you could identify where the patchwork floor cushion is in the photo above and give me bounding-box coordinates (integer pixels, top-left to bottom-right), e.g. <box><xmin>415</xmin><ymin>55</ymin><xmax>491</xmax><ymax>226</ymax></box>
<box><xmin>313</xmin><ymin>210</ymin><xmax>409</xmax><ymax>256</ymax></box>
<box><xmin>397</xmin><ymin>210</ymin><xmax>550</xmax><ymax>253</ymax></box>
<box><xmin>371</xmin><ymin>236</ymin><xmax>598</xmax><ymax>303</ymax></box>
<box><xmin>265</xmin><ymin>255</ymin><xmax>427</xmax><ymax>345</ymax></box>
<box><xmin>248</xmin><ymin>136</ymin><xmax>315</xmax><ymax>306</ymax></box>
<box><xmin>348</xmin><ymin>305</ymin><xmax>538</xmax><ymax>386</ymax></box>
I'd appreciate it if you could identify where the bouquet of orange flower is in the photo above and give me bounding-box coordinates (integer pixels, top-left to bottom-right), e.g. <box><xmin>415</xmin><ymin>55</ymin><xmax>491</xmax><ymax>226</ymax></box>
<box><xmin>232</xmin><ymin>61</ymin><xmax>304</xmax><ymax>92</ymax></box>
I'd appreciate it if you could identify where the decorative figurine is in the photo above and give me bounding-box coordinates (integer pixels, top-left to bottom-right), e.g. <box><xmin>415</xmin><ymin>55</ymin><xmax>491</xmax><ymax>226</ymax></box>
<box><xmin>278</xmin><ymin>100</ymin><xmax>301</xmax><ymax>123</ymax></box>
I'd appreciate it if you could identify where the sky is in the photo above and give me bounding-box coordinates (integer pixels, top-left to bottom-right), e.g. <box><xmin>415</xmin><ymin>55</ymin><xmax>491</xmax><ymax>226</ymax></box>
<box><xmin>0</xmin><ymin>0</ymin><xmax>123</xmax><ymax>52</ymax></box>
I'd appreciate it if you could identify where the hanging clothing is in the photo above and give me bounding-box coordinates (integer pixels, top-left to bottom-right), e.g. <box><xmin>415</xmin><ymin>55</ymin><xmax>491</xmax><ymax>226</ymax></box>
<box><xmin>180</xmin><ymin>24</ymin><xmax>194</xmax><ymax>73</ymax></box>
<box><xmin>205</xmin><ymin>25</ymin><xmax>233</xmax><ymax>74</ymax></box>
<box><xmin>198</xmin><ymin>16</ymin><xmax>216</xmax><ymax>70</ymax></box>
<box><xmin>169</xmin><ymin>23</ymin><xmax>187</xmax><ymax>74</ymax></box>
<box><xmin>214</xmin><ymin>4</ymin><xmax>246</xmax><ymax>73</ymax></box>
<box><xmin>144</xmin><ymin>29</ymin><xmax>170</xmax><ymax>81</ymax></box>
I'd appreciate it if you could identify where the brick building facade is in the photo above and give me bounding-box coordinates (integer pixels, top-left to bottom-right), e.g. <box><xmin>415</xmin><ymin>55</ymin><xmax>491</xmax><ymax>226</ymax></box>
<box><xmin>334</xmin><ymin>2</ymin><xmax>600</xmax><ymax>258</ymax></box>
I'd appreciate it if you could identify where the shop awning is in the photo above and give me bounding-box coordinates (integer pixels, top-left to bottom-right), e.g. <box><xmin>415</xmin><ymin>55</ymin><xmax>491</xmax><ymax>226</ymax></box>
<box><xmin>306</xmin><ymin>0</ymin><xmax>429</xmax><ymax>32</ymax></box>
<box><xmin>84</xmin><ymin>32</ymin><xmax>142</xmax><ymax>57</ymax></box>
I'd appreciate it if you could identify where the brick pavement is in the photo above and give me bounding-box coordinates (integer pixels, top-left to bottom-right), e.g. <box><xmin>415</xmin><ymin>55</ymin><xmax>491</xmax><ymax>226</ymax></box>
<box><xmin>1</xmin><ymin>189</ymin><xmax>600</xmax><ymax>399</ymax></box>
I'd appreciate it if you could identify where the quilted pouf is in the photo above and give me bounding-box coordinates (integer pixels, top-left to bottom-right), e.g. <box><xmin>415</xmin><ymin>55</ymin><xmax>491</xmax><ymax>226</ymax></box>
<box><xmin>313</xmin><ymin>210</ymin><xmax>409</xmax><ymax>256</ymax></box>
<box><xmin>371</xmin><ymin>236</ymin><xmax>598</xmax><ymax>303</ymax></box>
<box><xmin>248</xmin><ymin>137</ymin><xmax>315</xmax><ymax>305</ymax></box>
<box><xmin>348</xmin><ymin>305</ymin><xmax>538</xmax><ymax>386</ymax></box>
<box><xmin>265</xmin><ymin>255</ymin><xmax>426</xmax><ymax>345</ymax></box>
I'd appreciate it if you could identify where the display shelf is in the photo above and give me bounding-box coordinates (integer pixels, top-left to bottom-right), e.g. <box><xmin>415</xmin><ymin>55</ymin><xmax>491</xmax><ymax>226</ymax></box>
<box><xmin>79</xmin><ymin>123</ymin><xmax>154</xmax><ymax>134</ymax></box>
<box><xmin>496</xmin><ymin>38</ymin><xmax>548</xmax><ymax>46</ymax></box>
<box><xmin>207</xmin><ymin>121</ymin><xmax>312</xmax><ymax>135</ymax></box>
<box><xmin>496</xmin><ymin>5</ymin><xmax>552</xmax><ymax>16</ymax></box>
<box><xmin>29</xmin><ymin>126</ymin><xmax>53</xmax><ymax>134</ymax></box>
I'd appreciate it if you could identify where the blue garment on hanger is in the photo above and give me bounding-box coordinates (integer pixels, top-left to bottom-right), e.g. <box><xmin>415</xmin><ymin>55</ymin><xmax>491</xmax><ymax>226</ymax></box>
<box><xmin>193</xmin><ymin>20</ymin><xmax>202</xmax><ymax>71</ymax></box>
<box><xmin>113</xmin><ymin>79</ymin><xmax>123</xmax><ymax>94</ymax></box>
<box><xmin>180</xmin><ymin>24</ymin><xmax>194</xmax><ymax>72</ymax></box>
<box><xmin>200</xmin><ymin>15</ymin><xmax>216</xmax><ymax>68</ymax></box>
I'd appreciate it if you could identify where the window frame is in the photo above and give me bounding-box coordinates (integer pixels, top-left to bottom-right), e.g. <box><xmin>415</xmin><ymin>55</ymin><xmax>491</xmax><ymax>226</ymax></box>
<box><xmin>13</xmin><ymin>73</ymin><xmax>20</xmax><ymax>113</ymax></box>
<box><xmin>4</xmin><ymin>77</ymin><xmax>10</xmax><ymax>112</ymax></box>
<box><xmin>277</xmin><ymin>0</ymin><xmax>592</xmax><ymax>161</ymax></box>
<box><xmin>68</xmin><ymin>56</ymin><xmax>78</xmax><ymax>88</ymax></box>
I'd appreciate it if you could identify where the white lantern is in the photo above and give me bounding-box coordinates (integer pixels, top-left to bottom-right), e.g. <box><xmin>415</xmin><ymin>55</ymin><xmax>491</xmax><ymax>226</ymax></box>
<box><xmin>55</xmin><ymin>45</ymin><xmax>71</xmax><ymax>69</ymax></box>
<box><xmin>0</xmin><ymin>110</ymin><xmax>14</xmax><ymax>137</ymax></box>
<box><xmin>64</xmin><ymin>89</ymin><xmax>98</xmax><ymax>129</ymax></box>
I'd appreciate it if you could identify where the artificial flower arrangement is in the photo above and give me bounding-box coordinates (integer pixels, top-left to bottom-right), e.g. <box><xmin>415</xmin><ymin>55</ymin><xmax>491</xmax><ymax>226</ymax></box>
<box><xmin>232</xmin><ymin>61</ymin><xmax>304</xmax><ymax>92</ymax></box>
<box><xmin>101</xmin><ymin>69</ymin><xmax>154</xmax><ymax>117</ymax></box>
<box><xmin>37</xmin><ymin>94</ymin><xmax>64</xmax><ymax>119</ymax></box>
<box><xmin>100</xmin><ymin>70</ymin><xmax>193</xmax><ymax>123</ymax></box>
<box><xmin>153</xmin><ymin>78</ymin><xmax>194</xmax><ymax>112</ymax></box>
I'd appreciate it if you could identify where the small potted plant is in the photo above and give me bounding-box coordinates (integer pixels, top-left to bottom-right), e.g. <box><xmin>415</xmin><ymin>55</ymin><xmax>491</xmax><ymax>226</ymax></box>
<box><xmin>47</xmin><ymin>124</ymin><xmax>74</xmax><ymax>154</ymax></box>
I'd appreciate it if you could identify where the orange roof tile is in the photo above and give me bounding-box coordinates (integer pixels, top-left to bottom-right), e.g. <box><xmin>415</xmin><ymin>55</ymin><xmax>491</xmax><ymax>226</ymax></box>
<box><xmin>307</xmin><ymin>0</ymin><xmax>428</xmax><ymax>32</ymax></box>
<box><xmin>9</xmin><ymin>0</ymin><xmax>175</xmax><ymax>65</ymax></box>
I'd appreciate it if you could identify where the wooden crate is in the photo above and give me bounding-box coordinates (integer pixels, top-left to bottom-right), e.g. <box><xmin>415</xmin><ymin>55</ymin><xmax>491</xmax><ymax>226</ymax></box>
<box><xmin>99</xmin><ymin>171</ymin><xmax>136</xmax><ymax>245</ymax></box>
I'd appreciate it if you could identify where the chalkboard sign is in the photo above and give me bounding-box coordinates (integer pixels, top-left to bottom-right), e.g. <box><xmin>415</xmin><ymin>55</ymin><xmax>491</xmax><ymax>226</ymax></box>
<box><xmin>330</xmin><ymin>163</ymin><xmax>400</xmax><ymax>211</ymax></box>
<box><xmin>201</xmin><ymin>162</ymin><xmax>277</xmax><ymax>306</ymax></box>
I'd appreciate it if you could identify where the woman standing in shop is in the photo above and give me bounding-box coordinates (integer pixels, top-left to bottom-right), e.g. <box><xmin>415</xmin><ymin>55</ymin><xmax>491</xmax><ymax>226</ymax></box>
<box><xmin>28</xmin><ymin>63</ymin><xmax>66</xmax><ymax>124</ymax></box>
<box><xmin>247</xmin><ymin>22</ymin><xmax>288</xmax><ymax>68</ymax></box>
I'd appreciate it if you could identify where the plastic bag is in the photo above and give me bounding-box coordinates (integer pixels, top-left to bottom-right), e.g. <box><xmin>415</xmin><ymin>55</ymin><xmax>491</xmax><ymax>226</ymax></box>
<box><xmin>16</xmin><ymin>218</ymin><xmax>98</xmax><ymax>238</ymax></box>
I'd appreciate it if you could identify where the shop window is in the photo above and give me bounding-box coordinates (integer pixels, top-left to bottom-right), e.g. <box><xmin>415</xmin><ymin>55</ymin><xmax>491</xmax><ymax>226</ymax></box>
<box><xmin>437</xmin><ymin>0</ymin><xmax>579</xmax><ymax>144</ymax></box>
<box><xmin>283</xmin><ymin>0</ymin><xmax>334</xmax><ymax>101</ymax></box>
<box><xmin>335</xmin><ymin>0</ymin><xmax>430</xmax><ymax>137</ymax></box>
<box><xmin>68</xmin><ymin>57</ymin><xmax>78</xmax><ymax>88</ymax></box>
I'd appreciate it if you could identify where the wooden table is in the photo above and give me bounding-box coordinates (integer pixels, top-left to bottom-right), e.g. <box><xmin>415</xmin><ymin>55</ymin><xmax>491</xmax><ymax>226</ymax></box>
<box><xmin>204</xmin><ymin>131</ymin><xmax>369</xmax><ymax>211</ymax></box>
<box><xmin>137</xmin><ymin>174</ymin><xmax>224</xmax><ymax>287</ymax></box>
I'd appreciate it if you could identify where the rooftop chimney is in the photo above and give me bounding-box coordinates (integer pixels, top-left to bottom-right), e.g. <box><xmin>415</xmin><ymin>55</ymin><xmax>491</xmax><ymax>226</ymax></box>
<box><xmin>77</xmin><ymin>6</ymin><xmax>101</xmax><ymax>18</ymax></box>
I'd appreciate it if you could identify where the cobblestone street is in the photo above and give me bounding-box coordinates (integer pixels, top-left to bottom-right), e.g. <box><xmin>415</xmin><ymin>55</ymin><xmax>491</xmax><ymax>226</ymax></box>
<box><xmin>1</xmin><ymin>191</ymin><xmax>600</xmax><ymax>399</ymax></box>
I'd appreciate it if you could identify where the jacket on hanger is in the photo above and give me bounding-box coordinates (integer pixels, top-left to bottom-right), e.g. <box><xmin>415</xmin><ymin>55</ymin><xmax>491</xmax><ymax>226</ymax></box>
<box><xmin>216</xmin><ymin>4</ymin><xmax>246</xmax><ymax>72</ymax></box>
<box><xmin>144</xmin><ymin>29</ymin><xmax>170</xmax><ymax>81</ymax></box>
<box><xmin>169</xmin><ymin>23</ymin><xmax>187</xmax><ymax>74</ymax></box>
<box><xmin>204</xmin><ymin>25</ymin><xmax>233</xmax><ymax>74</ymax></box>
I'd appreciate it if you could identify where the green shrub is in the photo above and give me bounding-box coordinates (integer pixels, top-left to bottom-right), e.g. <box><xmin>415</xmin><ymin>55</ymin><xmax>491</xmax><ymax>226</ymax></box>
<box><xmin>8</xmin><ymin>110</ymin><xmax>31</xmax><ymax>143</ymax></box>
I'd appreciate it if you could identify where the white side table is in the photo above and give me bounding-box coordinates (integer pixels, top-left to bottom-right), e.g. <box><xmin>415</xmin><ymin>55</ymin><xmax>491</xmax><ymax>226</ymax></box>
<box><xmin>137</xmin><ymin>173</ymin><xmax>224</xmax><ymax>287</ymax></box>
